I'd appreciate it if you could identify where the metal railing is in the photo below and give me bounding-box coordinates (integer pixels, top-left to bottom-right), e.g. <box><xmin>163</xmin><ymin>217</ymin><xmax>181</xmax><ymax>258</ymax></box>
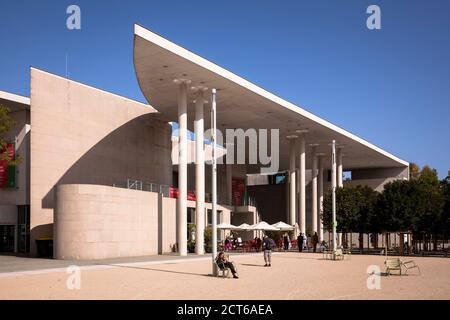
<box><xmin>113</xmin><ymin>178</ymin><xmax>170</xmax><ymax>197</ymax></box>
<box><xmin>113</xmin><ymin>178</ymin><xmax>257</xmax><ymax>207</ymax></box>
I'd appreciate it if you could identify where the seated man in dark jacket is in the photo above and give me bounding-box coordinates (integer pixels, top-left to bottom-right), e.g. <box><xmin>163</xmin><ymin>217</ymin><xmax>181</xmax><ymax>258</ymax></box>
<box><xmin>216</xmin><ymin>251</ymin><xmax>239</xmax><ymax>278</ymax></box>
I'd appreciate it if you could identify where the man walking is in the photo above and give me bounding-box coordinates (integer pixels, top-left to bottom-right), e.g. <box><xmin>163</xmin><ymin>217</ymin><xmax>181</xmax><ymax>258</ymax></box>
<box><xmin>312</xmin><ymin>232</ymin><xmax>319</xmax><ymax>253</ymax></box>
<box><xmin>297</xmin><ymin>233</ymin><xmax>304</xmax><ymax>252</ymax></box>
<box><xmin>263</xmin><ymin>235</ymin><xmax>274</xmax><ymax>267</ymax></box>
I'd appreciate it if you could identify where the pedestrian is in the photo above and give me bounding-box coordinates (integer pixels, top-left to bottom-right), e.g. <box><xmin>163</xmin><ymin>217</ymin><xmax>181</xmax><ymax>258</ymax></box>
<box><xmin>283</xmin><ymin>233</ymin><xmax>289</xmax><ymax>251</ymax></box>
<box><xmin>312</xmin><ymin>232</ymin><xmax>319</xmax><ymax>253</ymax></box>
<box><xmin>263</xmin><ymin>235</ymin><xmax>274</xmax><ymax>267</ymax></box>
<box><xmin>297</xmin><ymin>233</ymin><xmax>304</xmax><ymax>252</ymax></box>
<box><xmin>256</xmin><ymin>237</ymin><xmax>262</xmax><ymax>252</ymax></box>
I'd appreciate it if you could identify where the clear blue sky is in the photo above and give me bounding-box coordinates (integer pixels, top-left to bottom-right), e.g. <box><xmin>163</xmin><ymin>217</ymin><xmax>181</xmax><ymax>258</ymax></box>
<box><xmin>0</xmin><ymin>0</ymin><xmax>449</xmax><ymax>178</ymax></box>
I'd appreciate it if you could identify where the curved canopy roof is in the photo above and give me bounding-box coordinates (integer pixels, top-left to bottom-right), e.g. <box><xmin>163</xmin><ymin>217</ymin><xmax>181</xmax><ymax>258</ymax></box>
<box><xmin>133</xmin><ymin>24</ymin><xmax>408</xmax><ymax>172</ymax></box>
<box><xmin>0</xmin><ymin>90</ymin><xmax>30</xmax><ymax>112</ymax></box>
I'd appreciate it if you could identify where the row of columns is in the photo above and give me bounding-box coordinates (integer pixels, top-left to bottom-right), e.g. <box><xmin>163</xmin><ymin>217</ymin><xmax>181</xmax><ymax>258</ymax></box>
<box><xmin>287</xmin><ymin>133</ymin><xmax>343</xmax><ymax>242</ymax></box>
<box><xmin>176</xmin><ymin>79</ymin><xmax>210</xmax><ymax>256</ymax></box>
<box><xmin>177</xmin><ymin>77</ymin><xmax>344</xmax><ymax>255</ymax></box>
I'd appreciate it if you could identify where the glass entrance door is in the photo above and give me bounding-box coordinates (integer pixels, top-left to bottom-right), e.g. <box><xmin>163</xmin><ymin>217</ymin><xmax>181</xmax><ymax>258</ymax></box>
<box><xmin>0</xmin><ymin>225</ymin><xmax>15</xmax><ymax>253</ymax></box>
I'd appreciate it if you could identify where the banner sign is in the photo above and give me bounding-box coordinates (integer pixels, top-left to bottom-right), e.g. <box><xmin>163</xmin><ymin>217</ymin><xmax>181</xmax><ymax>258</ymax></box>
<box><xmin>0</xmin><ymin>143</ymin><xmax>15</xmax><ymax>188</ymax></box>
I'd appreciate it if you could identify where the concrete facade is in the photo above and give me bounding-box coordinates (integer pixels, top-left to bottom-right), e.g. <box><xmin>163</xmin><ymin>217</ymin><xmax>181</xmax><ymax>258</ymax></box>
<box><xmin>30</xmin><ymin>68</ymin><xmax>172</xmax><ymax>256</ymax></box>
<box><xmin>54</xmin><ymin>184</ymin><xmax>159</xmax><ymax>259</ymax></box>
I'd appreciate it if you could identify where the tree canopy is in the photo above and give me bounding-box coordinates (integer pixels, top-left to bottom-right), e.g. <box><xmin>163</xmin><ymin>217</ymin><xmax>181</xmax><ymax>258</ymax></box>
<box><xmin>322</xmin><ymin>166</ymin><xmax>449</xmax><ymax>238</ymax></box>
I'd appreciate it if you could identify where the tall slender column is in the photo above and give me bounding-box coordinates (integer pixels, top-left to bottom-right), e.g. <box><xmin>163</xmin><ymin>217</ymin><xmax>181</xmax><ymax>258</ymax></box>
<box><xmin>337</xmin><ymin>147</ymin><xmax>343</xmax><ymax>246</ymax></box>
<box><xmin>317</xmin><ymin>153</ymin><xmax>325</xmax><ymax>242</ymax></box>
<box><xmin>296</xmin><ymin>129</ymin><xmax>308</xmax><ymax>235</ymax></box>
<box><xmin>194</xmin><ymin>87</ymin><xmax>206</xmax><ymax>255</ymax></box>
<box><xmin>175</xmin><ymin>79</ymin><xmax>190</xmax><ymax>256</ymax></box>
<box><xmin>287</xmin><ymin>135</ymin><xmax>298</xmax><ymax>226</ymax></box>
<box><xmin>310</xmin><ymin>144</ymin><xmax>319</xmax><ymax>234</ymax></box>
<box><xmin>331</xmin><ymin>140</ymin><xmax>337</xmax><ymax>256</ymax></box>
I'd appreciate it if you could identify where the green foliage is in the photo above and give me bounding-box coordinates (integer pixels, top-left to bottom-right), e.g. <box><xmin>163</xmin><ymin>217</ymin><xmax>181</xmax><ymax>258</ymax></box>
<box><xmin>322</xmin><ymin>185</ymin><xmax>377</xmax><ymax>233</ymax></box>
<box><xmin>378</xmin><ymin>170</ymin><xmax>444</xmax><ymax>233</ymax></box>
<box><xmin>439</xmin><ymin>175</ymin><xmax>450</xmax><ymax>237</ymax></box>
<box><xmin>322</xmin><ymin>165</ymin><xmax>448</xmax><ymax>237</ymax></box>
<box><xmin>204</xmin><ymin>226</ymin><xmax>212</xmax><ymax>253</ymax></box>
<box><xmin>186</xmin><ymin>224</ymin><xmax>215</xmax><ymax>253</ymax></box>
<box><xmin>0</xmin><ymin>104</ymin><xmax>20</xmax><ymax>166</ymax></box>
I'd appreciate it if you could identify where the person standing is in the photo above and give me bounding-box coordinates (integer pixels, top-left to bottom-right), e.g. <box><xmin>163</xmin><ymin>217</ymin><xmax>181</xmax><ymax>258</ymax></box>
<box><xmin>297</xmin><ymin>233</ymin><xmax>304</xmax><ymax>252</ymax></box>
<box><xmin>283</xmin><ymin>234</ymin><xmax>289</xmax><ymax>251</ymax></box>
<box><xmin>263</xmin><ymin>235</ymin><xmax>274</xmax><ymax>267</ymax></box>
<box><xmin>256</xmin><ymin>237</ymin><xmax>262</xmax><ymax>252</ymax></box>
<box><xmin>312</xmin><ymin>232</ymin><xmax>319</xmax><ymax>253</ymax></box>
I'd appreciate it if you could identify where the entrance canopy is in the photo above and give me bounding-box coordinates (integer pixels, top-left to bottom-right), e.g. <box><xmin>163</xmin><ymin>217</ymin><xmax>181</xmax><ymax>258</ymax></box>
<box><xmin>0</xmin><ymin>90</ymin><xmax>30</xmax><ymax>112</ymax></box>
<box><xmin>133</xmin><ymin>24</ymin><xmax>408</xmax><ymax>173</ymax></box>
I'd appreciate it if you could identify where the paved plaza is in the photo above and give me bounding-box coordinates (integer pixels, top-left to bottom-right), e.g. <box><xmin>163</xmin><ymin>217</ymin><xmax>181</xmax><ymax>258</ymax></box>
<box><xmin>0</xmin><ymin>252</ymin><xmax>449</xmax><ymax>300</ymax></box>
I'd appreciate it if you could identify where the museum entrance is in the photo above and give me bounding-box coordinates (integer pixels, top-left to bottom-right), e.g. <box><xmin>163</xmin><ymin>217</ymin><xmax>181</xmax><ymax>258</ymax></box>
<box><xmin>0</xmin><ymin>225</ymin><xmax>15</xmax><ymax>253</ymax></box>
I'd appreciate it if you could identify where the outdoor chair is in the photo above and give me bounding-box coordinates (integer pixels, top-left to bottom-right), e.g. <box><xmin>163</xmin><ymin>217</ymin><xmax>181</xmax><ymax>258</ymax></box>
<box><xmin>401</xmin><ymin>260</ymin><xmax>421</xmax><ymax>275</ymax></box>
<box><xmin>335</xmin><ymin>248</ymin><xmax>345</xmax><ymax>260</ymax></box>
<box><xmin>215</xmin><ymin>260</ymin><xmax>230</xmax><ymax>278</ymax></box>
<box><xmin>384</xmin><ymin>258</ymin><xmax>402</xmax><ymax>275</ymax></box>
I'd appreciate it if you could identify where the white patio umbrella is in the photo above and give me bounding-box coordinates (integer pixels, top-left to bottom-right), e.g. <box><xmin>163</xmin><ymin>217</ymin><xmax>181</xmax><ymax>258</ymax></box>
<box><xmin>216</xmin><ymin>222</ymin><xmax>242</xmax><ymax>230</ymax></box>
<box><xmin>249</xmin><ymin>221</ymin><xmax>279</xmax><ymax>231</ymax></box>
<box><xmin>237</xmin><ymin>223</ymin><xmax>252</xmax><ymax>230</ymax></box>
<box><xmin>272</xmin><ymin>221</ymin><xmax>295</xmax><ymax>231</ymax></box>
<box><xmin>216</xmin><ymin>223</ymin><xmax>241</xmax><ymax>244</ymax></box>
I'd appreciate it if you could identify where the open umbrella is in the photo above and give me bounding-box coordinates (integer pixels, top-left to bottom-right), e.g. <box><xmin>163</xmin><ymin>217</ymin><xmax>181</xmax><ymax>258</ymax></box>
<box><xmin>249</xmin><ymin>221</ymin><xmax>279</xmax><ymax>231</ymax></box>
<box><xmin>216</xmin><ymin>222</ymin><xmax>241</xmax><ymax>230</ymax></box>
<box><xmin>272</xmin><ymin>221</ymin><xmax>295</xmax><ymax>231</ymax></box>
<box><xmin>237</xmin><ymin>223</ymin><xmax>252</xmax><ymax>230</ymax></box>
<box><xmin>216</xmin><ymin>223</ymin><xmax>241</xmax><ymax>248</ymax></box>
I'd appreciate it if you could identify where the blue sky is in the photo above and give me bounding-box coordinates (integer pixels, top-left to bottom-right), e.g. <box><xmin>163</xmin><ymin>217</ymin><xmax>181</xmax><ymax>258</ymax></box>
<box><xmin>0</xmin><ymin>0</ymin><xmax>449</xmax><ymax>178</ymax></box>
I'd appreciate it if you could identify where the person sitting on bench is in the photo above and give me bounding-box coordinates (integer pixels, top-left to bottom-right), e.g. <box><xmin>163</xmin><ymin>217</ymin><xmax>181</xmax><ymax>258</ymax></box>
<box><xmin>216</xmin><ymin>251</ymin><xmax>239</xmax><ymax>279</ymax></box>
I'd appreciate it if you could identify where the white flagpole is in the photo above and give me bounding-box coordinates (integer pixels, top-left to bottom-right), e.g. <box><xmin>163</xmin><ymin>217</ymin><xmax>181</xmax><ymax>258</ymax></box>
<box><xmin>211</xmin><ymin>88</ymin><xmax>218</xmax><ymax>276</ymax></box>
<box><xmin>331</xmin><ymin>140</ymin><xmax>337</xmax><ymax>259</ymax></box>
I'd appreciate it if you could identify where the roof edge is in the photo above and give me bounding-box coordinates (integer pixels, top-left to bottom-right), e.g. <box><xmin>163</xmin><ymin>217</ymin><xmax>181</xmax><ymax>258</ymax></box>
<box><xmin>0</xmin><ymin>90</ymin><xmax>30</xmax><ymax>106</ymax></box>
<box><xmin>30</xmin><ymin>66</ymin><xmax>157</xmax><ymax>112</ymax></box>
<box><xmin>134</xmin><ymin>24</ymin><xmax>409</xmax><ymax>168</ymax></box>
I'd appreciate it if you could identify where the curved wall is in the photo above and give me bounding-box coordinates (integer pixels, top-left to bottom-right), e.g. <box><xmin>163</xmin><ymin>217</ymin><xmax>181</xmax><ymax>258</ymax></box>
<box><xmin>54</xmin><ymin>184</ymin><xmax>158</xmax><ymax>260</ymax></box>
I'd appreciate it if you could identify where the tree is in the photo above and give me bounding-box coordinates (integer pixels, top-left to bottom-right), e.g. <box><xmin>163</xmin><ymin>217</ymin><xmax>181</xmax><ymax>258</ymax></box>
<box><xmin>377</xmin><ymin>167</ymin><xmax>444</xmax><ymax>251</ymax></box>
<box><xmin>0</xmin><ymin>104</ymin><xmax>18</xmax><ymax>166</ymax></box>
<box><xmin>322</xmin><ymin>185</ymin><xmax>377</xmax><ymax>234</ymax></box>
<box><xmin>439</xmin><ymin>174</ymin><xmax>450</xmax><ymax>243</ymax></box>
<box><xmin>409</xmin><ymin>162</ymin><xmax>420</xmax><ymax>180</ymax></box>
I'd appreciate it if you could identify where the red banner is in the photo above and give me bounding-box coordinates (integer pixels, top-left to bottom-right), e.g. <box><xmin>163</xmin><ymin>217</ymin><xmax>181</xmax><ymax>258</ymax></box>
<box><xmin>232</xmin><ymin>178</ymin><xmax>245</xmax><ymax>206</ymax></box>
<box><xmin>0</xmin><ymin>143</ymin><xmax>14</xmax><ymax>188</ymax></box>
<box><xmin>169</xmin><ymin>186</ymin><xmax>196</xmax><ymax>201</ymax></box>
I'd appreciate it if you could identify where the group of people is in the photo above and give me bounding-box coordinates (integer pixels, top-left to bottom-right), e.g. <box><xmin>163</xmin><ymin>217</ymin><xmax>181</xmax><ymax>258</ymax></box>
<box><xmin>223</xmin><ymin>237</ymin><xmax>243</xmax><ymax>251</ymax></box>
<box><xmin>215</xmin><ymin>235</ymin><xmax>277</xmax><ymax>279</ymax></box>
<box><xmin>296</xmin><ymin>232</ymin><xmax>319</xmax><ymax>252</ymax></box>
<box><xmin>216</xmin><ymin>232</ymin><xmax>324</xmax><ymax>279</ymax></box>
